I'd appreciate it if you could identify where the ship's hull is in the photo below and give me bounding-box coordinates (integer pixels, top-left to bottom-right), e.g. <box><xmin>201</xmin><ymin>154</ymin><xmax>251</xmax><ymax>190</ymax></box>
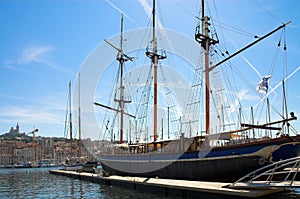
<box><xmin>63</xmin><ymin>163</ymin><xmax>83</xmax><ymax>171</ymax></box>
<box><xmin>101</xmin><ymin>155</ymin><xmax>265</xmax><ymax>181</ymax></box>
<box><xmin>2</xmin><ymin>164</ymin><xmax>32</xmax><ymax>169</ymax></box>
<box><xmin>99</xmin><ymin>136</ymin><xmax>300</xmax><ymax>181</ymax></box>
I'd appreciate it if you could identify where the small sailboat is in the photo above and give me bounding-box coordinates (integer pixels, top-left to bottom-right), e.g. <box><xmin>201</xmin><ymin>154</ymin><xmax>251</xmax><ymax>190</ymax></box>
<box><xmin>95</xmin><ymin>0</ymin><xmax>300</xmax><ymax>181</ymax></box>
<box><xmin>63</xmin><ymin>78</ymin><xmax>86</xmax><ymax>171</ymax></box>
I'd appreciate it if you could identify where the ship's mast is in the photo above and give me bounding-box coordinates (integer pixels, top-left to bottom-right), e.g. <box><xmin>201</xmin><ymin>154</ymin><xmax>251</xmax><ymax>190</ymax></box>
<box><xmin>69</xmin><ymin>81</ymin><xmax>73</xmax><ymax>157</ymax></box>
<box><xmin>203</xmin><ymin>1</ymin><xmax>210</xmax><ymax>135</ymax></box>
<box><xmin>146</xmin><ymin>0</ymin><xmax>166</xmax><ymax>143</ymax></box>
<box><xmin>114</xmin><ymin>14</ymin><xmax>132</xmax><ymax>144</ymax></box>
<box><xmin>94</xmin><ymin>17</ymin><xmax>134</xmax><ymax>144</ymax></box>
<box><xmin>195</xmin><ymin>1</ymin><xmax>290</xmax><ymax>135</ymax></box>
<box><xmin>153</xmin><ymin>0</ymin><xmax>158</xmax><ymax>142</ymax></box>
<box><xmin>78</xmin><ymin>73</ymin><xmax>82</xmax><ymax>157</ymax></box>
<box><xmin>195</xmin><ymin>0</ymin><xmax>218</xmax><ymax>134</ymax></box>
<box><xmin>100</xmin><ymin>14</ymin><xmax>133</xmax><ymax>144</ymax></box>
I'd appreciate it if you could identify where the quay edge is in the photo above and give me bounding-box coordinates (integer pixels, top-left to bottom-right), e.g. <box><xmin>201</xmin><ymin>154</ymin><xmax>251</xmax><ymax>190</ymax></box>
<box><xmin>49</xmin><ymin>169</ymin><xmax>284</xmax><ymax>198</ymax></box>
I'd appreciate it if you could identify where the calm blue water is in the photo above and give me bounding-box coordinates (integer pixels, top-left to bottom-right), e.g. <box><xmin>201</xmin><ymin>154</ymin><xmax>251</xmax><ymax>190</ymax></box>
<box><xmin>0</xmin><ymin>167</ymin><xmax>300</xmax><ymax>199</ymax></box>
<box><xmin>0</xmin><ymin>167</ymin><xmax>160</xmax><ymax>199</ymax></box>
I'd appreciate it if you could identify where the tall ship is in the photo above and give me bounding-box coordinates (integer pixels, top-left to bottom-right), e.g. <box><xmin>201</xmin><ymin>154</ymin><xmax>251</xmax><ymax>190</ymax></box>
<box><xmin>95</xmin><ymin>0</ymin><xmax>300</xmax><ymax>181</ymax></box>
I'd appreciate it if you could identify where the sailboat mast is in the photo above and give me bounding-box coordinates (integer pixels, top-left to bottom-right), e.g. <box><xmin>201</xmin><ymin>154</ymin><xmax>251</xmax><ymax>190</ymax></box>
<box><xmin>153</xmin><ymin>0</ymin><xmax>158</xmax><ymax>141</ymax></box>
<box><xmin>195</xmin><ymin>2</ymin><xmax>290</xmax><ymax>136</ymax></box>
<box><xmin>78</xmin><ymin>73</ymin><xmax>82</xmax><ymax>157</ymax></box>
<box><xmin>282</xmin><ymin>80</ymin><xmax>290</xmax><ymax>135</ymax></box>
<box><xmin>195</xmin><ymin>0</ymin><xmax>218</xmax><ymax>134</ymax></box>
<box><xmin>119</xmin><ymin>14</ymin><xmax>125</xmax><ymax>144</ymax></box>
<box><xmin>95</xmin><ymin>14</ymin><xmax>134</xmax><ymax>144</ymax></box>
<box><xmin>69</xmin><ymin>81</ymin><xmax>73</xmax><ymax>157</ymax></box>
<box><xmin>146</xmin><ymin>0</ymin><xmax>166</xmax><ymax>142</ymax></box>
<box><xmin>203</xmin><ymin>0</ymin><xmax>210</xmax><ymax>135</ymax></box>
<box><xmin>115</xmin><ymin>14</ymin><xmax>132</xmax><ymax>144</ymax></box>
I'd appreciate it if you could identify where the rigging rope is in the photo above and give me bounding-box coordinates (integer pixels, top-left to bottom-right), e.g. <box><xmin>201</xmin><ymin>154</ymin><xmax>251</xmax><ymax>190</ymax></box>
<box><xmin>252</xmin><ymin>0</ymin><xmax>284</xmax><ymax>24</ymax></box>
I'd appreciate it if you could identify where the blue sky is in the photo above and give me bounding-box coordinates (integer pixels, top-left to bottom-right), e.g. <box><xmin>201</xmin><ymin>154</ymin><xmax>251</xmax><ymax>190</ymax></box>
<box><xmin>0</xmin><ymin>0</ymin><xmax>300</xmax><ymax>139</ymax></box>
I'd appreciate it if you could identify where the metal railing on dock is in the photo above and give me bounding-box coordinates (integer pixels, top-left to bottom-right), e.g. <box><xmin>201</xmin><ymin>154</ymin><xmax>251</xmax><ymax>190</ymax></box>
<box><xmin>229</xmin><ymin>156</ymin><xmax>300</xmax><ymax>189</ymax></box>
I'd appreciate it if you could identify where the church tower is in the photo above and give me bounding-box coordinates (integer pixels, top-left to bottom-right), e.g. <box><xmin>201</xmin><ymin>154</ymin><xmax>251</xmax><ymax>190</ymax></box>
<box><xmin>16</xmin><ymin>123</ymin><xmax>19</xmax><ymax>133</ymax></box>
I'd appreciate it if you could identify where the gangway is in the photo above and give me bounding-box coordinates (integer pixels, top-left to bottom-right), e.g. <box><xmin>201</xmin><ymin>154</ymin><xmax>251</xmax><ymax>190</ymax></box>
<box><xmin>228</xmin><ymin>156</ymin><xmax>300</xmax><ymax>189</ymax></box>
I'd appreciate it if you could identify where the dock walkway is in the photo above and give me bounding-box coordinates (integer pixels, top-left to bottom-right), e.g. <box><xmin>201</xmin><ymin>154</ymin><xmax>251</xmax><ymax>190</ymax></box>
<box><xmin>49</xmin><ymin>170</ymin><xmax>284</xmax><ymax>198</ymax></box>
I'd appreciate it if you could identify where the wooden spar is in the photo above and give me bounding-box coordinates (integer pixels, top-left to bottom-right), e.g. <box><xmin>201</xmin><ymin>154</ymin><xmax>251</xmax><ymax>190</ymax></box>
<box><xmin>241</xmin><ymin>124</ymin><xmax>281</xmax><ymax>131</ymax></box>
<box><xmin>204</xmin><ymin>16</ymin><xmax>210</xmax><ymax>135</ymax></box>
<box><xmin>119</xmin><ymin>14</ymin><xmax>125</xmax><ymax>144</ymax></box>
<box><xmin>209</xmin><ymin>21</ymin><xmax>291</xmax><ymax>72</ymax></box>
<box><xmin>195</xmin><ymin>0</ymin><xmax>218</xmax><ymax>134</ymax></box>
<box><xmin>100</xmin><ymin>14</ymin><xmax>133</xmax><ymax>144</ymax></box>
<box><xmin>69</xmin><ymin>81</ymin><xmax>73</xmax><ymax>157</ymax></box>
<box><xmin>253</xmin><ymin>114</ymin><xmax>296</xmax><ymax>127</ymax></box>
<box><xmin>146</xmin><ymin>0</ymin><xmax>166</xmax><ymax>143</ymax></box>
<box><xmin>153</xmin><ymin>0</ymin><xmax>158</xmax><ymax>142</ymax></box>
<box><xmin>78</xmin><ymin>73</ymin><xmax>82</xmax><ymax>157</ymax></box>
<box><xmin>230</xmin><ymin>115</ymin><xmax>297</xmax><ymax>134</ymax></box>
<box><xmin>94</xmin><ymin>102</ymin><xmax>135</xmax><ymax>118</ymax></box>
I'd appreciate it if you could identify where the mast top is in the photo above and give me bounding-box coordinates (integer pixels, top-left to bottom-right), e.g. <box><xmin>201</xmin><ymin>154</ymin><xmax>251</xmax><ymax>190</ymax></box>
<box><xmin>153</xmin><ymin>0</ymin><xmax>156</xmax><ymax>39</ymax></box>
<box><xmin>119</xmin><ymin>14</ymin><xmax>124</xmax><ymax>58</ymax></box>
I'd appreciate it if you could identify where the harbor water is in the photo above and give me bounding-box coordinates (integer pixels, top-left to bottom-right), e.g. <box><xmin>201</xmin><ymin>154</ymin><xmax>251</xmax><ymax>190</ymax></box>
<box><xmin>1</xmin><ymin>167</ymin><xmax>300</xmax><ymax>199</ymax></box>
<box><xmin>0</xmin><ymin>167</ymin><xmax>158</xmax><ymax>199</ymax></box>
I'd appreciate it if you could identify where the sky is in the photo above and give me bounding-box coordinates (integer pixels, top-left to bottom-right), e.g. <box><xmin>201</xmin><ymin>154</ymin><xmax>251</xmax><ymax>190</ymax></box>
<box><xmin>0</xmin><ymin>0</ymin><xmax>300</xmax><ymax>139</ymax></box>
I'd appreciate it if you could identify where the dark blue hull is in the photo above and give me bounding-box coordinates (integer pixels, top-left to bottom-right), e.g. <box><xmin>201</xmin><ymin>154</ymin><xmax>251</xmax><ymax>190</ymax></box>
<box><xmin>99</xmin><ymin>136</ymin><xmax>300</xmax><ymax>181</ymax></box>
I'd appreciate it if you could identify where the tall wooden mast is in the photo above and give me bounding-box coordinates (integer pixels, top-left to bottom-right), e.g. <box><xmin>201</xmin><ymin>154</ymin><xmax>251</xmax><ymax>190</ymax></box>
<box><xmin>78</xmin><ymin>73</ymin><xmax>82</xmax><ymax>157</ymax></box>
<box><xmin>203</xmin><ymin>1</ymin><xmax>210</xmax><ymax>135</ymax></box>
<box><xmin>195</xmin><ymin>1</ymin><xmax>289</xmax><ymax>135</ymax></box>
<box><xmin>153</xmin><ymin>0</ymin><xmax>158</xmax><ymax>142</ymax></box>
<box><xmin>68</xmin><ymin>81</ymin><xmax>73</xmax><ymax>157</ymax></box>
<box><xmin>195</xmin><ymin>0</ymin><xmax>218</xmax><ymax>134</ymax></box>
<box><xmin>146</xmin><ymin>0</ymin><xmax>166</xmax><ymax>142</ymax></box>
<box><xmin>94</xmin><ymin>14</ymin><xmax>134</xmax><ymax>144</ymax></box>
<box><xmin>115</xmin><ymin>14</ymin><xmax>132</xmax><ymax>144</ymax></box>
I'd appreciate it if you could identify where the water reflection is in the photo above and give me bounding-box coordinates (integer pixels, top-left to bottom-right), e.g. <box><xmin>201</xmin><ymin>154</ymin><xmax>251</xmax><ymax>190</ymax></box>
<box><xmin>0</xmin><ymin>168</ymin><xmax>300</xmax><ymax>199</ymax></box>
<box><xmin>0</xmin><ymin>168</ymin><xmax>103</xmax><ymax>199</ymax></box>
<box><xmin>70</xmin><ymin>178</ymin><xmax>74</xmax><ymax>198</ymax></box>
<box><xmin>69</xmin><ymin>177</ymin><xmax>84</xmax><ymax>198</ymax></box>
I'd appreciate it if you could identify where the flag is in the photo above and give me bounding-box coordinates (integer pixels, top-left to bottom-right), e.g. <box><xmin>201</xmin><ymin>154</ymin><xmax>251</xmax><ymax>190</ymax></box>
<box><xmin>256</xmin><ymin>75</ymin><xmax>271</xmax><ymax>94</ymax></box>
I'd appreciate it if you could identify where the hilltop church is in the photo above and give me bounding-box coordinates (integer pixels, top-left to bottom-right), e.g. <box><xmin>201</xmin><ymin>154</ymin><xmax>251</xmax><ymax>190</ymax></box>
<box><xmin>8</xmin><ymin>123</ymin><xmax>20</xmax><ymax>135</ymax></box>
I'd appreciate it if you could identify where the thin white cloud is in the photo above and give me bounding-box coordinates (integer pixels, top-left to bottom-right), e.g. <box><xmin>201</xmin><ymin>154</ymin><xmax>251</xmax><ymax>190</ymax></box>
<box><xmin>229</xmin><ymin>89</ymin><xmax>259</xmax><ymax>114</ymax></box>
<box><xmin>18</xmin><ymin>46</ymin><xmax>52</xmax><ymax>64</ymax></box>
<box><xmin>0</xmin><ymin>93</ymin><xmax>66</xmax><ymax>111</ymax></box>
<box><xmin>19</xmin><ymin>46</ymin><xmax>70</xmax><ymax>73</ymax></box>
<box><xmin>238</xmin><ymin>89</ymin><xmax>259</xmax><ymax>102</ymax></box>
<box><xmin>0</xmin><ymin>105</ymin><xmax>62</xmax><ymax>126</ymax></box>
<box><xmin>105</xmin><ymin>0</ymin><xmax>138</xmax><ymax>26</ymax></box>
<box><xmin>0</xmin><ymin>94</ymin><xmax>33</xmax><ymax>105</ymax></box>
<box><xmin>139</xmin><ymin>0</ymin><xmax>152</xmax><ymax>18</ymax></box>
<box><xmin>138</xmin><ymin>0</ymin><xmax>173</xmax><ymax>50</ymax></box>
<box><xmin>0</xmin><ymin>91</ymin><xmax>69</xmax><ymax>133</ymax></box>
<box><xmin>3</xmin><ymin>62</ymin><xmax>17</xmax><ymax>70</ymax></box>
<box><xmin>4</xmin><ymin>45</ymin><xmax>70</xmax><ymax>74</ymax></box>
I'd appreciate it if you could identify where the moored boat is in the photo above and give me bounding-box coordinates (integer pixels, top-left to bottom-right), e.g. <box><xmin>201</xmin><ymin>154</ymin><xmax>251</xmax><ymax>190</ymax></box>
<box><xmin>95</xmin><ymin>0</ymin><xmax>300</xmax><ymax>182</ymax></box>
<box><xmin>82</xmin><ymin>161</ymin><xmax>99</xmax><ymax>173</ymax></box>
<box><xmin>100</xmin><ymin>135</ymin><xmax>300</xmax><ymax>181</ymax></box>
<box><xmin>63</xmin><ymin>162</ymin><xmax>83</xmax><ymax>171</ymax></box>
<box><xmin>62</xmin><ymin>80</ymin><xmax>87</xmax><ymax>171</ymax></box>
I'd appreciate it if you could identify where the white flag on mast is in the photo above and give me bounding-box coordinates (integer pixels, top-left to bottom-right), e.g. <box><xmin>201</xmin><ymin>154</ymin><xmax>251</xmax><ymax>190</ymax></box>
<box><xmin>256</xmin><ymin>75</ymin><xmax>271</xmax><ymax>94</ymax></box>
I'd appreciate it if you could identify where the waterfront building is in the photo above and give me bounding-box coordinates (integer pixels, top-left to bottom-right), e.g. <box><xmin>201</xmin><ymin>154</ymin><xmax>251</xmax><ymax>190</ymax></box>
<box><xmin>1</xmin><ymin>124</ymin><xmax>98</xmax><ymax>166</ymax></box>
